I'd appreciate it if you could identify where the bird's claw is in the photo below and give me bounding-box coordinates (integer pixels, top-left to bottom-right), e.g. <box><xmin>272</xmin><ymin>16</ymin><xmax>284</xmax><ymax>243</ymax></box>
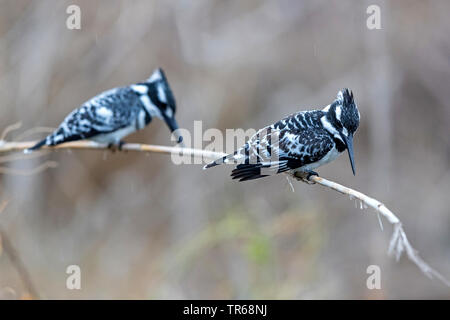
<box><xmin>118</xmin><ymin>140</ymin><xmax>126</xmax><ymax>151</ymax></box>
<box><xmin>107</xmin><ymin>141</ymin><xmax>126</xmax><ymax>153</ymax></box>
<box><xmin>293</xmin><ymin>170</ymin><xmax>319</xmax><ymax>184</ymax></box>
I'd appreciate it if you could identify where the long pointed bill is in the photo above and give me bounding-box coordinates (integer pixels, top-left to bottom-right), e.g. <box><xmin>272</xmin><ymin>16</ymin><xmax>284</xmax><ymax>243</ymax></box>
<box><xmin>164</xmin><ymin>117</ymin><xmax>183</xmax><ymax>145</ymax></box>
<box><xmin>344</xmin><ymin>134</ymin><xmax>356</xmax><ymax>175</ymax></box>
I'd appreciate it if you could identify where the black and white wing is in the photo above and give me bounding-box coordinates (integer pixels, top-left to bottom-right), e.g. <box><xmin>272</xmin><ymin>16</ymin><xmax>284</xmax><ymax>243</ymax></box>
<box><xmin>43</xmin><ymin>87</ymin><xmax>143</xmax><ymax>146</ymax></box>
<box><xmin>205</xmin><ymin>110</ymin><xmax>337</xmax><ymax>181</ymax></box>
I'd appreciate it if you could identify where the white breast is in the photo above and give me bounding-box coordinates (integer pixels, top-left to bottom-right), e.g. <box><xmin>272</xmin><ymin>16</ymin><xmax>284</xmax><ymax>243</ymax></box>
<box><xmin>295</xmin><ymin>145</ymin><xmax>342</xmax><ymax>172</ymax></box>
<box><xmin>90</xmin><ymin>125</ymin><xmax>136</xmax><ymax>144</ymax></box>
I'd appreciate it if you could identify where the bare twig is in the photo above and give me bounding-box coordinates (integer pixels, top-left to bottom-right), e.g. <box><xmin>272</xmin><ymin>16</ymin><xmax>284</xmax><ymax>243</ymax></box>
<box><xmin>302</xmin><ymin>175</ymin><xmax>450</xmax><ymax>287</ymax></box>
<box><xmin>0</xmin><ymin>201</ymin><xmax>40</xmax><ymax>299</ymax></box>
<box><xmin>0</xmin><ymin>140</ymin><xmax>226</xmax><ymax>160</ymax></box>
<box><xmin>0</xmin><ymin>199</ymin><xmax>8</xmax><ymax>214</ymax></box>
<box><xmin>13</xmin><ymin>127</ymin><xmax>55</xmax><ymax>142</ymax></box>
<box><xmin>0</xmin><ymin>161</ymin><xmax>58</xmax><ymax>176</ymax></box>
<box><xmin>0</xmin><ymin>132</ymin><xmax>59</xmax><ymax>175</ymax></box>
<box><xmin>0</xmin><ymin>151</ymin><xmax>47</xmax><ymax>164</ymax></box>
<box><xmin>0</xmin><ymin>138</ymin><xmax>448</xmax><ymax>287</ymax></box>
<box><xmin>0</xmin><ymin>121</ymin><xmax>22</xmax><ymax>141</ymax></box>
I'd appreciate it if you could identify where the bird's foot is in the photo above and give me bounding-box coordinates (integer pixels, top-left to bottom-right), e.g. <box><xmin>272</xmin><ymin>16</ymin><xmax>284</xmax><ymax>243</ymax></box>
<box><xmin>107</xmin><ymin>143</ymin><xmax>117</xmax><ymax>153</ymax></box>
<box><xmin>107</xmin><ymin>141</ymin><xmax>126</xmax><ymax>153</ymax></box>
<box><xmin>117</xmin><ymin>140</ymin><xmax>126</xmax><ymax>151</ymax></box>
<box><xmin>293</xmin><ymin>170</ymin><xmax>319</xmax><ymax>184</ymax></box>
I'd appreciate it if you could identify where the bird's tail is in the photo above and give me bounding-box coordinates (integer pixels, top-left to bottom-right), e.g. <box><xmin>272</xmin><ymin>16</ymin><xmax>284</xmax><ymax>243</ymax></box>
<box><xmin>203</xmin><ymin>146</ymin><xmax>247</xmax><ymax>170</ymax></box>
<box><xmin>24</xmin><ymin>138</ymin><xmax>47</xmax><ymax>154</ymax></box>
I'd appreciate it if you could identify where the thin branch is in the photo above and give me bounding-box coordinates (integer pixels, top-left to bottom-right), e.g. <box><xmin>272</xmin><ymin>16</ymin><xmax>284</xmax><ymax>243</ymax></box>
<box><xmin>303</xmin><ymin>175</ymin><xmax>450</xmax><ymax>287</ymax></box>
<box><xmin>14</xmin><ymin>127</ymin><xmax>55</xmax><ymax>142</ymax></box>
<box><xmin>0</xmin><ymin>140</ymin><xmax>226</xmax><ymax>160</ymax></box>
<box><xmin>0</xmin><ymin>138</ymin><xmax>448</xmax><ymax>287</ymax></box>
<box><xmin>0</xmin><ymin>121</ymin><xmax>22</xmax><ymax>141</ymax></box>
<box><xmin>0</xmin><ymin>133</ymin><xmax>59</xmax><ymax>175</ymax></box>
<box><xmin>0</xmin><ymin>161</ymin><xmax>58</xmax><ymax>176</ymax></box>
<box><xmin>306</xmin><ymin>176</ymin><xmax>399</xmax><ymax>225</ymax></box>
<box><xmin>0</xmin><ymin>201</ymin><xmax>40</xmax><ymax>299</ymax></box>
<box><xmin>0</xmin><ymin>151</ymin><xmax>47</xmax><ymax>164</ymax></box>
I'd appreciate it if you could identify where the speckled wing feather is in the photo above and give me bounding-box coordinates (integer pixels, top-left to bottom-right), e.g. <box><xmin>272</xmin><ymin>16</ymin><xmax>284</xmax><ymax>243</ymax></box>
<box><xmin>207</xmin><ymin>110</ymin><xmax>337</xmax><ymax>181</ymax></box>
<box><xmin>45</xmin><ymin>87</ymin><xmax>142</xmax><ymax>145</ymax></box>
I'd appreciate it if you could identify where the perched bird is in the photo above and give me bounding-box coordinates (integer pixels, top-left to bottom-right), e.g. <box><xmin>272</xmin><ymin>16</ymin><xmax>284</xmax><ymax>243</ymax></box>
<box><xmin>25</xmin><ymin>68</ymin><xmax>182</xmax><ymax>153</ymax></box>
<box><xmin>204</xmin><ymin>88</ymin><xmax>360</xmax><ymax>182</ymax></box>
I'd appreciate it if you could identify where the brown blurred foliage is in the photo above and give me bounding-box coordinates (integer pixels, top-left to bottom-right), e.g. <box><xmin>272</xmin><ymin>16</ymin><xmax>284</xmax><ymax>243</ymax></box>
<box><xmin>0</xmin><ymin>0</ymin><xmax>449</xmax><ymax>299</ymax></box>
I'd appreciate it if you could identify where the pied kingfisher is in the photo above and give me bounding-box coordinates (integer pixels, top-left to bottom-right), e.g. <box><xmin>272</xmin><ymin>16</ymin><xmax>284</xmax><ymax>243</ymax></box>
<box><xmin>25</xmin><ymin>68</ymin><xmax>182</xmax><ymax>153</ymax></box>
<box><xmin>204</xmin><ymin>88</ymin><xmax>360</xmax><ymax>182</ymax></box>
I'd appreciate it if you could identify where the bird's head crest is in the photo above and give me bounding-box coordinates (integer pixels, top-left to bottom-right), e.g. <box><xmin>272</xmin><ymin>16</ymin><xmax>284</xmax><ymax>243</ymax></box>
<box><xmin>335</xmin><ymin>88</ymin><xmax>360</xmax><ymax>135</ymax></box>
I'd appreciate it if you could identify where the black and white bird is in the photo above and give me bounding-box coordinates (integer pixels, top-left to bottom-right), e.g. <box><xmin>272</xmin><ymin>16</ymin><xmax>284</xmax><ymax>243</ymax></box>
<box><xmin>25</xmin><ymin>68</ymin><xmax>182</xmax><ymax>153</ymax></box>
<box><xmin>204</xmin><ymin>88</ymin><xmax>360</xmax><ymax>182</ymax></box>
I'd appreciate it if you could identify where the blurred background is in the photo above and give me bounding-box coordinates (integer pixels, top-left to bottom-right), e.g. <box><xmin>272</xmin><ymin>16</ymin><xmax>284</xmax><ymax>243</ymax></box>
<box><xmin>0</xmin><ymin>0</ymin><xmax>449</xmax><ymax>299</ymax></box>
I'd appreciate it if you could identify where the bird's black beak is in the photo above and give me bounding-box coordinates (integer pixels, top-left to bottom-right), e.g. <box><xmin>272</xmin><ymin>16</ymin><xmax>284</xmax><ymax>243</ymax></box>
<box><xmin>343</xmin><ymin>133</ymin><xmax>356</xmax><ymax>175</ymax></box>
<box><xmin>164</xmin><ymin>116</ymin><xmax>183</xmax><ymax>144</ymax></box>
